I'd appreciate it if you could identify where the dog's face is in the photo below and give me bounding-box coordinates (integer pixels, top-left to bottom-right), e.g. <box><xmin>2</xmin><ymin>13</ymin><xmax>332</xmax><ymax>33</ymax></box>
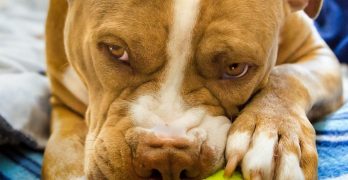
<box><xmin>64</xmin><ymin>0</ymin><xmax>285</xmax><ymax>179</ymax></box>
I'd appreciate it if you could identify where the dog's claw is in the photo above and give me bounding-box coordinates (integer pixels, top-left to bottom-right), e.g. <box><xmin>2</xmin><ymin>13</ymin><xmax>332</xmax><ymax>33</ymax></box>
<box><xmin>224</xmin><ymin>156</ymin><xmax>239</xmax><ymax>177</ymax></box>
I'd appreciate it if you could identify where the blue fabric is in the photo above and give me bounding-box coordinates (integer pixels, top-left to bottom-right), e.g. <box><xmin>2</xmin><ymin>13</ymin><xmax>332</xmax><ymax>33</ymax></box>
<box><xmin>0</xmin><ymin>146</ymin><xmax>42</xmax><ymax>180</ymax></box>
<box><xmin>315</xmin><ymin>0</ymin><xmax>348</xmax><ymax>63</ymax></box>
<box><xmin>315</xmin><ymin>103</ymin><xmax>348</xmax><ymax>179</ymax></box>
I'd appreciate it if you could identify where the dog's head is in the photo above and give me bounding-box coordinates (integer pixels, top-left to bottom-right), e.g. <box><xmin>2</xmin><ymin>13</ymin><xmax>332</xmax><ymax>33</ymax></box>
<box><xmin>63</xmin><ymin>0</ymin><xmax>322</xmax><ymax>179</ymax></box>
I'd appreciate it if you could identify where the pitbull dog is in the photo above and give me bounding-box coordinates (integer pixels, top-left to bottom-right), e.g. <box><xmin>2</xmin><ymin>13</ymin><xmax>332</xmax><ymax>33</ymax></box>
<box><xmin>42</xmin><ymin>0</ymin><xmax>343</xmax><ymax>179</ymax></box>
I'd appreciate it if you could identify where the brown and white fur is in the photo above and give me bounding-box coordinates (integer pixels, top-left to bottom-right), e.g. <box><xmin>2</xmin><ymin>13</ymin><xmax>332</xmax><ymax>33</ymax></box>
<box><xmin>42</xmin><ymin>0</ymin><xmax>343</xmax><ymax>179</ymax></box>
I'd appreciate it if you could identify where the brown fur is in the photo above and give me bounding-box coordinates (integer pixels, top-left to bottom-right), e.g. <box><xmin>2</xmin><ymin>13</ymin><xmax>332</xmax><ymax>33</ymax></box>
<box><xmin>43</xmin><ymin>0</ymin><xmax>342</xmax><ymax>179</ymax></box>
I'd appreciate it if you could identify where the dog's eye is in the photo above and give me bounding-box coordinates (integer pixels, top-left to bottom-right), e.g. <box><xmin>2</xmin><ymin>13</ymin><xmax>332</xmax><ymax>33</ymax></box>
<box><xmin>223</xmin><ymin>63</ymin><xmax>249</xmax><ymax>79</ymax></box>
<box><xmin>107</xmin><ymin>45</ymin><xmax>129</xmax><ymax>61</ymax></box>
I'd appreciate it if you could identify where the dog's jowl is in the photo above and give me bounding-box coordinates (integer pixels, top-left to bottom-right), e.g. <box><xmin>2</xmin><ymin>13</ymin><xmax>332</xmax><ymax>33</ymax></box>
<box><xmin>43</xmin><ymin>0</ymin><xmax>343</xmax><ymax>179</ymax></box>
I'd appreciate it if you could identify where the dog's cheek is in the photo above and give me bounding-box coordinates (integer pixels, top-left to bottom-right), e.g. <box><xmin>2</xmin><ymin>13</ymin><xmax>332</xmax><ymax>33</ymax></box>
<box><xmin>85</xmin><ymin>119</ymin><xmax>135</xmax><ymax>180</ymax></box>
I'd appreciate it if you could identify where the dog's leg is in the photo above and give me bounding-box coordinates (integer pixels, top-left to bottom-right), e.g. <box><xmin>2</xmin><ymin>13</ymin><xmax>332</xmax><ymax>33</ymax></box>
<box><xmin>43</xmin><ymin>0</ymin><xmax>89</xmax><ymax>179</ymax></box>
<box><xmin>42</xmin><ymin>102</ymin><xmax>87</xmax><ymax>180</ymax></box>
<box><xmin>275</xmin><ymin>13</ymin><xmax>344</xmax><ymax>120</ymax></box>
<box><xmin>224</xmin><ymin>13</ymin><xmax>343</xmax><ymax>180</ymax></box>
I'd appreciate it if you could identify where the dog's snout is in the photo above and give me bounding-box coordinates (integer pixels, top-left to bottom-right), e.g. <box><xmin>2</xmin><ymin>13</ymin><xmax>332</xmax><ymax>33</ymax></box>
<box><xmin>146</xmin><ymin>137</ymin><xmax>191</xmax><ymax>149</ymax></box>
<box><xmin>127</xmin><ymin>131</ymin><xmax>202</xmax><ymax>180</ymax></box>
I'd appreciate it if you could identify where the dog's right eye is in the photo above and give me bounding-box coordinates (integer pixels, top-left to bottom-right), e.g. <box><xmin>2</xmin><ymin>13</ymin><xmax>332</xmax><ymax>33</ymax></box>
<box><xmin>106</xmin><ymin>44</ymin><xmax>129</xmax><ymax>62</ymax></box>
<box><xmin>223</xmin><ymin>63</ymin><xmax>250</xmax><ymax>79</ymax></box>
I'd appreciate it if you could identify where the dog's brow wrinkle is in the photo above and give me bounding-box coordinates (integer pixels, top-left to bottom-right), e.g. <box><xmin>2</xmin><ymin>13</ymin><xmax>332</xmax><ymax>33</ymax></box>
<box><xmin>186</xmin><ymin>86</ymin><xmax>205</xmax><ymax>95</ymax></box>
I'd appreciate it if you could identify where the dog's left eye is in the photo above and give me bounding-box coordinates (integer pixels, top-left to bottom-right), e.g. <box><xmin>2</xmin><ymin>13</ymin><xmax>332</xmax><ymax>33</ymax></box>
<box><xmin>107</xmin><ymin>44</ymin><xmax>129</xmax><ymax>61</ymax></box>
<box><xmin>223</xmin><ymin>63</ymin><xmax>249</xmax><ymax>79</ymax></box>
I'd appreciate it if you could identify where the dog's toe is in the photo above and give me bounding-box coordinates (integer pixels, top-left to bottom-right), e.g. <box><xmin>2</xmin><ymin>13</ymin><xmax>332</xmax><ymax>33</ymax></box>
<box><xmin>224</xmin><ymin>131</ymin><xmax>252</xmax><ymax>177</ymax></box>
<box><xmin>274</xmin><ymin>135</ymin><xmax>303</xmax><ymax>180</ymax></box>
<box><xmin>276</xmin><ymin>152</ymin><xmax>304</xmax><ymax>180</ymax></box>
<box><xmin>241</xmin><ymin>132</ymin><xmax>278</xmax><ymax>180</ymax></box>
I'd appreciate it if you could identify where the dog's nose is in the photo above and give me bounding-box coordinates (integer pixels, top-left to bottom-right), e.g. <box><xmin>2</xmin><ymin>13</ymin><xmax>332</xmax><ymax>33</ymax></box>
<box><xmin>131</xmin><ymin>135</ymin><xmax>202</xmax><ymax>180</ymax></box>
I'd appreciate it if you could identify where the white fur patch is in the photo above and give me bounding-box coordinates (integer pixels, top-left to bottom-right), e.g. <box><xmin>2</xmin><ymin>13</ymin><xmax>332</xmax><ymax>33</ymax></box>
<box><xmin>225</xmin><ymin>131</ymin><xmax>251</xmax><ymax>159</ymax></box>
<box><xmin>160</xmin><ymin>0</ymin><xmax>201</xmax><ymax>105</ymax></box>
<box><xmin>130</xmin><ymin>0</ymin><xmax>202</xmax><ymax>137</ymax></box>
<box><xmin>242</xmin><ymin>133</ymin><xmax>277</xmax><ymax>180</ymax></box>
<box><xmin>63</xmin><ymin>66</ymin><xmax>89</xmax><ymax>105</ymax></box>
<box><xmin>198</xmin><ymin>115</ymin><xmax>231</xmax><ymax>153</ymax></box>
<box><xmin>277</xmin><ymin>153</ymin><xmax>304</xmax><ymax>180</ymax></box>
<box><xmin>131</xmin><ymin>95</ymin><xmax>164</xmax><ymax>128</ymax></box>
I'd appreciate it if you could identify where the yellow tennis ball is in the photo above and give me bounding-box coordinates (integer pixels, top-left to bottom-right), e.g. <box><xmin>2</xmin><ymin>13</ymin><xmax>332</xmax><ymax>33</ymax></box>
<box><xmin>205</xmin><ymin>170</ymin><xmax>243</xmax><ymax>180</ymax></box>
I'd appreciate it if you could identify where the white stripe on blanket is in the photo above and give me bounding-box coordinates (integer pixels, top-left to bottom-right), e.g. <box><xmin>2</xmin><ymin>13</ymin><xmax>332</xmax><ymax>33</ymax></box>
<box><xmin>328</xmin><ymin>174</ymin><xmax>348</xmax><ymax>180</ymax></box>
<box><xmin>316</xmin><ymin>134</ymin><xmax>348</xmax><ymax>142</ymax></box>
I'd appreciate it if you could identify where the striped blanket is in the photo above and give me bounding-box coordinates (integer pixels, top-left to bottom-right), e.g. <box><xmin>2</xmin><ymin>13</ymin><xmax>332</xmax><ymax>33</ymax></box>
<box><xmin>1</xmin><ymin>103</ymin><xmax>348</xmax><ymax>180</ymax></box>
<box><xmin>315</xmin><ymin>103</ymin><xmax>348</xmax><ymax>179</ymax></box>
<box><xmin>0</xmin><ymin>147</ymin><xmax>42</xmax><ymax>180</ymax></box>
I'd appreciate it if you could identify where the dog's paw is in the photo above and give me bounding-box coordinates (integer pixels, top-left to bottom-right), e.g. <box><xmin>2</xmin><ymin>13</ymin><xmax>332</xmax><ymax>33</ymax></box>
<box><xmin>224</xmin><ymin>102</ymin><xmax>318</xmax><ymax>180</ymax></box>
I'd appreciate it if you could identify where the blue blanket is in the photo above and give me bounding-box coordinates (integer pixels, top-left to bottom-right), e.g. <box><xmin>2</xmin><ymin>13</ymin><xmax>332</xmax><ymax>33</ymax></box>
<box><xmin>315</xmin><ymin>0</ymin><xmax>348</xmax><ymax>63</ymax></box>
<box><xmin>315</xmin><ymin>104</ymin><xmax>348</xmax><ymax>179</ymax></box>
<box><xmin>0</xmin><ymin>146</ymin><xmax>42</xmax><ymax>180</ymax></box>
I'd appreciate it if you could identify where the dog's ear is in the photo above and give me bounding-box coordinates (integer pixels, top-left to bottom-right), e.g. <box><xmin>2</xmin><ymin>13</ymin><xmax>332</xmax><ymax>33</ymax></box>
<box><xmin>287</xmin><ymin>0</ymin><xmax>323</xmax><ymax>19</ymax></box>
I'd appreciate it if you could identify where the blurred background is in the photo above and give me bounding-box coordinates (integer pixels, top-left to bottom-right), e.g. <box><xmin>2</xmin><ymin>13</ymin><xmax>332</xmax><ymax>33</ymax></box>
<box><xmin>316</xmin><ymin>0</ymin><xmax>348</xmax><ymax>63</ymax></box>
<box><xmin>0</xmin><ymin>0</ymin><xmax>347</xmax><ymax>179</ymax></box>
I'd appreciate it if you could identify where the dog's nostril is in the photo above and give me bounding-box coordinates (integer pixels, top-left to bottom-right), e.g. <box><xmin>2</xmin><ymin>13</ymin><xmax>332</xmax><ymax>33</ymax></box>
<box><xmin>180</xmin><ymin>169</ymin><xmax>200</xmax><ymax>179</ymax></box>
<box><xmin>180</xmin><ymin>169</ymin><xmax>190</xmax><ymax>179</ymax></box>
<box><xmin>149</xmin><ymin>169</ymin><xmax>162</xmax><ymax>180</ymax></box>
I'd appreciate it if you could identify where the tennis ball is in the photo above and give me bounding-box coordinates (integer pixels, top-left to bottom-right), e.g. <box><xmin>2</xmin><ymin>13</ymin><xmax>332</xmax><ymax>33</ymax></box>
<box><xmin>205</xmin><ymin>170</ymin><xmax>243</xmax><ymax>180</ymax></box>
